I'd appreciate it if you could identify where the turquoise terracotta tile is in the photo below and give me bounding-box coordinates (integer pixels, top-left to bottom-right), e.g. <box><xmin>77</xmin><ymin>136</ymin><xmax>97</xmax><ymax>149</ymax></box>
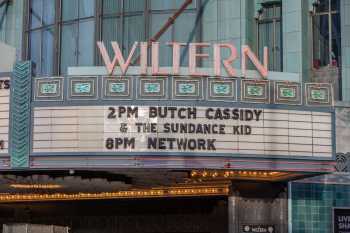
<box><xmin>291</xmin><ymin>183</ymin><xmax>350</xmax><ymax>233</ymax></box>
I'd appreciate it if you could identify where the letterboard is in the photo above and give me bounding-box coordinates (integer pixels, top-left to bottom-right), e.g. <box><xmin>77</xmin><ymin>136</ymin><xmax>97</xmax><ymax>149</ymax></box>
<box><xmin>32</xmin><ymin>106</ymin><xmax>333</xmax><ymax>158</ymax></box>
<box><xmin>0</xmin><ymin>77</ymin><xmax>10</xmax><ymax>155</ymax></box>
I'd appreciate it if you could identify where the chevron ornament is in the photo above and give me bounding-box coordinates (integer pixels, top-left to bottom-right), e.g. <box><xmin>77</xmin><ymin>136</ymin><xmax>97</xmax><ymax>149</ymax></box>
<box><xmin>10</xmin><ymin>61</ymin><xmax>32</xmax><ymax>168</ymax></box>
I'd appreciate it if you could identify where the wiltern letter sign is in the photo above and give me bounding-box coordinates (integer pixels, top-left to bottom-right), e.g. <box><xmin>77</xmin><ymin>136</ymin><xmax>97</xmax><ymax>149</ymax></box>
<box><xmin>97</xmin><ymin>42</ymin><xmax>269</xmax><ymax>78</ymax></box>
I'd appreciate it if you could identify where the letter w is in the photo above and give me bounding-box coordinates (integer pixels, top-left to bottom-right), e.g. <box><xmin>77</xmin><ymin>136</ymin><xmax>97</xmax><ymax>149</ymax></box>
<box><xmin>97</xmin><ymin>41</ymin><xmax>138</xmax><ymax>75</ymax></box>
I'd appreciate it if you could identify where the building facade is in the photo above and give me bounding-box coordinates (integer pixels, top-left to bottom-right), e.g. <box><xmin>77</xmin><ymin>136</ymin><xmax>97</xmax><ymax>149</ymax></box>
<box><xmin>0</xmin><ymin>1</ymin><xmax>349</xmax><ymax>233</ymax></box>
<box><xmin>0</xmin><ymin>0</ymin><xmax>348</xmax><ymax>99</ymax></box>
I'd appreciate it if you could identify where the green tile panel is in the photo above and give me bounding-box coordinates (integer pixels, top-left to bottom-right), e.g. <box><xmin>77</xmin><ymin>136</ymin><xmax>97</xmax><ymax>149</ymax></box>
<box><xmin>290</xmin><ymin>182</ymin><xmax>350</xmax><ymax>233</ymax></box>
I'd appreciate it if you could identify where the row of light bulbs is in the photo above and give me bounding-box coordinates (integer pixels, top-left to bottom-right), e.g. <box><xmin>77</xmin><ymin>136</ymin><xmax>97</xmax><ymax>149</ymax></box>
<box><xmin>10</xmin><ymin>184</ymin><xmax>62</xmax><ymax>189</ymax></box>
<box><xmin>0</xmin><ymin>186</ymin><xmax>229</xmax><ymax>203</ymax></box>
<box><xmin>190</xmin><ymin>170</ymin><xmax>284</xmax><ymax>179</ymax></box>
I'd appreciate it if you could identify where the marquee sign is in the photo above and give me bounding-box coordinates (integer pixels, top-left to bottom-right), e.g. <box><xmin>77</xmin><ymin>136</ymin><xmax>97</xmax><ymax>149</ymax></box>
<box><xmin>2</xmin><ymin>51</ymin><xmax>335</xmax><ymax>170</ymax></box>
<box><xmin>32</xmin><ymin>105</ymin><xmax>332</xmax><ymax>158</ymax></box>
<box><xmin>0</xmin><ymin>76</ymin><xmax>10</xmax><ymax>155</ymax></box>
<box><xmin>31</xmin><ymin>75</ymin><xmax>334</xmax><ymax>160</ymax></box>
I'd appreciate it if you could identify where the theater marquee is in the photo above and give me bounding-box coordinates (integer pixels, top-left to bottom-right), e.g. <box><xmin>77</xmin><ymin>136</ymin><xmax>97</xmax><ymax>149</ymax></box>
<box><xmin>31</xmin><ymin>73</ymin><xmax>334</xmax><ymax>160</ymax></box>
<box><xmin>5</xmin><ymin>44</ymin><xmax>336</xmax><ymax>170</ymax></box>
<box><xmin>33</xmin><ymin>105</ymin><xmax>332</xmax><ymax>158</ymax></box>
<box><xmin>0</xmin><ymin>75</ymin><xmax>10</xmax><ymax>155</ymax></box>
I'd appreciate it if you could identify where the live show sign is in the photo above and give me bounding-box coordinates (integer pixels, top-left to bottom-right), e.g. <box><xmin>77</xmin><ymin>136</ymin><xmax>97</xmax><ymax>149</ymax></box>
<box><xmin>334</xmin><ymin>208</ymin><xmax>350</xmax><ymax>233</ymax></box>
<box><xmin>32</xmin><ymin>105</ymin><xmax>333</xmax><ymax>158</ymax></box>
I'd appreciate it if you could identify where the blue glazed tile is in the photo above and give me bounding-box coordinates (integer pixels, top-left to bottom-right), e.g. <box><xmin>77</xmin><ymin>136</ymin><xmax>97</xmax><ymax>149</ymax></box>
<box><xmin>291</xmin><ymin>183</ymin><xmax>350</xmax><ymax>233</ymax></box>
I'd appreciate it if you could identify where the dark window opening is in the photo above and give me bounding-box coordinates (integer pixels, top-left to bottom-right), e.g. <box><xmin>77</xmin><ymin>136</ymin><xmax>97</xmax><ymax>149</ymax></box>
<box><xmin>312</xmin><ymin>0</ymin><xmax>341</xmax><ymax>69</ymax></box>
<box><xmin>257</xmin><ymin>2</ymin><xmax>282</xmax><ymax>72</ymax></box>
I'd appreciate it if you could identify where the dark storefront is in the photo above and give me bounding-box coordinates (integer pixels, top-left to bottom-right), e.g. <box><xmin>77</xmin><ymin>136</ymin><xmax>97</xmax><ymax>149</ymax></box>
<box><xmin>0</xmin><ymin>181</ymin><xmax>290</xmax><ymax>233</ymax></box>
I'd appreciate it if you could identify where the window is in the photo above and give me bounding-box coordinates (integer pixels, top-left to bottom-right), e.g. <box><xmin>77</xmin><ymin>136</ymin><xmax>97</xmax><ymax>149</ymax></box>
<box><xmin>257</xmin><ymin>2</ymin><xmax>282</xmax><ymax>72</ymax></box>
<box><xmin>60</xmin><ymin>0</ymin><xmax>95</xmax><ymax>74</ymax></box>
<box><xmin>0</xmin><ymin>0</ymin><xmax>10</xmax><ymax>40</ymax></box>
<box><xmin>100</xmin><ymin>0</ymin><xmax>199</xmax><ymax>66</ymax></box>
<box><xmin>101</xmin><ymin>0</ymin><xmax>145</xmax><ymax>59</ymax></box>
<box><xmin>28</xmin><ymin>0</ymin><xmax>56</xmax><ymax>76</ymax></box>
<box><xmin>149</xmin><ymin>0</ymin><xmax>198</xmax><ymax>66</ymax></box>
<box><xmin>312</xmin><ymin>0</ymin><xmax>341</xmax><ymax>69</ymax></box>
<box><xmin>26</xmin><ymin>0</ymin><xmax>201</xmax><ymax>75</ymax></box>
<box><xmin>0</xmin><ymin>1</ymin><xmax>25</xmax><ymax>52</ymax></box>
